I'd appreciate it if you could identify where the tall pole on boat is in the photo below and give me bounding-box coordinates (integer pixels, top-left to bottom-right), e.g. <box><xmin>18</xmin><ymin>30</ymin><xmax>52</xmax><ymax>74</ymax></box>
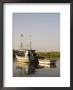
<box><xmin>29</xmin><ymin>33</ymin><xmax>32</xmax><ymax>50</ymax></box>
<box><xmin>19</xmin><ymin>34</ymin><xmax>24</xmax><ymax>50</ymax></box>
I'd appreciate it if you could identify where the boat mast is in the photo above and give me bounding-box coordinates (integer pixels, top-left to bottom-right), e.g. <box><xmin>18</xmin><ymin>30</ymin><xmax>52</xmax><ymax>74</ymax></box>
<box><xmin>29</xmin><ymin>33</ymin><xmax>32</xmax><ymax>50</ymax></box>
<box><xmin>19</xmin><ymin>34</ymin><xmax>24</xmax><ymax>51</ymax></box>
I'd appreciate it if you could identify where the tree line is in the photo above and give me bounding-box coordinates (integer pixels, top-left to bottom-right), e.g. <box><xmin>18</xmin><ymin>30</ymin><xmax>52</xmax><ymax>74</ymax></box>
<box><xmin>37</xmin><ymin>52</ymin><xmax>60</xmax><ymax>60</ymax></box>
<box><xmin>13</xmin><ymin>49</ymin><xmax>60</xmax><ymax>60</ymax></box>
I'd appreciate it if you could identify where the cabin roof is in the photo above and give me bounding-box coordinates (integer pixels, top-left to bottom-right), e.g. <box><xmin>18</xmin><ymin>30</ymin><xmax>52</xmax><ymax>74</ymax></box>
<box><xmin>27</xmin><ymin>49</ymin><xmax>37</xmax><ymax>51</ymax></box>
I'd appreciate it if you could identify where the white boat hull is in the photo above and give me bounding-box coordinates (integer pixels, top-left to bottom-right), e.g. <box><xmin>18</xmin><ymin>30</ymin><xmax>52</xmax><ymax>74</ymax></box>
<box><xmin>39</xmin><ymin>60</ymin><xmax>50</xmax><ymax>65</ymax></box>
<box><xmin>39</xmin><ymin>60</ymin><xmax>56</xmax><ymax>65</ymax></box>
<box><xmin>39</xmin><ymin>60</ymin><xmax>56</xmax><ymax>68</ymax></box>
<box><xmin>39</xmin><ymin>63</ymin><xmax>50</xmax><ymax>67</ymax></box>
<box><xmin>16</xmin><ymin>55</ymin><xmax>30</xmax><ymax>63</ymax></box>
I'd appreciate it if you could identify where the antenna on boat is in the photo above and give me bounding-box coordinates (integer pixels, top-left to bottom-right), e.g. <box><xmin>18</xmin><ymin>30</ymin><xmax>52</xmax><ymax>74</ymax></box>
<box><xmin>19</xmin><ymin>34</ymin><xmax>24</xmax><ymax>51</ymax></box>
<box><xmin>26</xmin><ymin>43</ymin><xmax>28</xmax><ymax>50</ymax></box>
<box><xmin>29</xmin><ymin>33</ymin><xmax>32</xmax><ymax>50</ymax></box>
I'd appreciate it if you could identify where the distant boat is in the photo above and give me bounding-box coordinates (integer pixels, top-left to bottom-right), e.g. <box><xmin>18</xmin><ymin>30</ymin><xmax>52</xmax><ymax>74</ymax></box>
<box><xmin>39</xmin><ymin>59</ymin><xmax>56</xmax><ymax>65</ymax></box>
<box><xmin>39</xmin><ymin>60</ymin><xmax>50</xmax><ymax>65</ymax></box>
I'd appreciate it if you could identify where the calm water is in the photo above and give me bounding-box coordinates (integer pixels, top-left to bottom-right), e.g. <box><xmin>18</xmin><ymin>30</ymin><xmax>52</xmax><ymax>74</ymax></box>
<box><xmin>13</xmin><ymin>59</ymin><xmax>60</xmax><ymax>77</ymax></box>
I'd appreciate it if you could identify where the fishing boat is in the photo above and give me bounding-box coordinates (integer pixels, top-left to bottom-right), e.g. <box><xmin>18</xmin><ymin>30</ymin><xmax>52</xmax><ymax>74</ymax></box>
<box><xmin>16</xmin><ymin>34</ymin><xmax>39</xmax><ymax>64</ymax></box>
<box><xmin>16</xmin><ymin>50</ymin><xmax>30</xmax><ymax>63</ymax></box>
<box><xmin>16</xmin><ymin>34</ymin><xmax>29</xmax><ymax>62</ymax></box>
<box><xmin>16</xmin><ymin>49</ymin><xmax>38</xmax><ymax>63</ymax></box>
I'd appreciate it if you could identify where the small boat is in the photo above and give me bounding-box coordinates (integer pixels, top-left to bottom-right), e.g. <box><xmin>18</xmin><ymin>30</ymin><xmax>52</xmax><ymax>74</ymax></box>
<box><xmin>39</xmin><ymin>63</ymin><xmax>50</xmax><ymax>67</ymax></box>
<box><xmin>39</xmin><ymin>59</ymin><xmax>56</xmax><ymax>68</ymax></box>
<box><xmin>39</xmin><ymin>60</ymin><xmax>50</xmax><ymax>65</ymax></box>
<box><xmin>39</xmin><ymin>59</ymin><xmax>56</xmax><ymax>65</ymax></box>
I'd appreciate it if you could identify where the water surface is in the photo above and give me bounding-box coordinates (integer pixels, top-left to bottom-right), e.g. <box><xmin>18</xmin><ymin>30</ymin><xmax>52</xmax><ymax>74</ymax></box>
<box><xmin>13</xmin><ymin>59</ymin><xmax>60</xmax><ymax>77</ymax></box>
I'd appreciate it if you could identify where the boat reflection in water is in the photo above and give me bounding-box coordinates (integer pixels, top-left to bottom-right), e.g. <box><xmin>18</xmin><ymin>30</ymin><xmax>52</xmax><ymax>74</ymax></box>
<box><xmin>16</xmin><ymin>62</ymin><xmax>36</xmax><ymax>74</ymax></box>
<box><xmin>16</xmin><ymin>60</ymin><xmax>56</xmax><ymax>75</ymax></box>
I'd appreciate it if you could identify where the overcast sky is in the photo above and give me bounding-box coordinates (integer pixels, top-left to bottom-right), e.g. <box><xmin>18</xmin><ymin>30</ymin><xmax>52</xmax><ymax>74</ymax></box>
<box><xmin>13</xmin><ymin>13</ymin><xmax>60</xmax><ymax>52</ymax></box>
